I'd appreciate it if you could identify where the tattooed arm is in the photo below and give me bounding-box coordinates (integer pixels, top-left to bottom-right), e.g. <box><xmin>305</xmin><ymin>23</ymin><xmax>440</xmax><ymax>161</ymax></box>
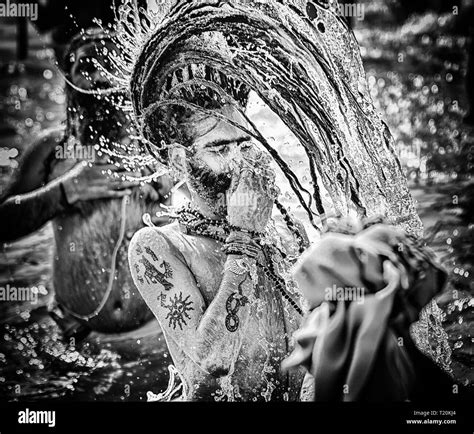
<box><xmin>128</xmin><ymin>227</ymin><xmax>255</xmax><ymax>377</ymax></box>
<box><xmin>129</xmin><ymin>145</ymin><xmax>277</xmax><ymax>377</ymax></box>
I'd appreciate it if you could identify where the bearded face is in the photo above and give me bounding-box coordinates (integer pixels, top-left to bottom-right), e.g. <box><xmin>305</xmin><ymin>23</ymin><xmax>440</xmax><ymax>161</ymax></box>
<box><xmin>173</xmin><ymin>103</ymin><xmax>252</xmax><ymax>200</ymax></box>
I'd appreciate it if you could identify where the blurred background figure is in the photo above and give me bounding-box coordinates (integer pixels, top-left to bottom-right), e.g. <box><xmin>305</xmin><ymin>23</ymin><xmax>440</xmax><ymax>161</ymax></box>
<box><xmin>0</xmin><ymin>28</ymin><xmax>171</xmax><ymax>339</ymax></box>
<box><xmin>0</xmin><ymin>2</ymin><xmax>174</xmax><ymax>402</ymax></box>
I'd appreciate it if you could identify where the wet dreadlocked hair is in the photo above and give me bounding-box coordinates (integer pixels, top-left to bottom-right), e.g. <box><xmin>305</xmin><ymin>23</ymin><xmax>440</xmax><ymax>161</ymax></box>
<box><xmin>129</xmin><ymin>29</ymin><xmax>312</xmax><ymax>249</ymax></box>
<box><xmin>130</xmin><ymin>24</ymin><xmax>324</xmax><ymax>232</ymax></box>
<box><xmin>146</xmin><ymin>70</ymin><xmax>250</xmax><ymax>163</ymax></box>
<box><xmin>130</xmin><ymin>27</ymin><xmax>318</xmax><ymax>247</ymax></box>
<box><xmin>127</xmin><ymin>0</ymin><xmax>422</xmax><ymax>238</ymax></box>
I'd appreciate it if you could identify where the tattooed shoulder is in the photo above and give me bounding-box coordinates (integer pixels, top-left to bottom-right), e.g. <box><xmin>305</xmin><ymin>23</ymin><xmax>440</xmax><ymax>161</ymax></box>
<box><xmin>128</xmin><ymin>228</ymin><xmax>198</xmax><ymax>332</ymax></box>
<box><xmin>129</xmin><ymin>228</ymin><xmax>175</xmax><ymax>292</ymax></box>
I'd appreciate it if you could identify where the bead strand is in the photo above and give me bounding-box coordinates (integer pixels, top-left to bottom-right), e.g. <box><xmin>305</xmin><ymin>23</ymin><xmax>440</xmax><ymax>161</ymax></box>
<box><xmin>177</xmin><ymin>205</ymin><xmax>303</xmax><ymax>317</ymax></box>
<box><xmin>275</xmin><ymin>199</ymin><xmax>307</xmax><ymax>254</ymax></box>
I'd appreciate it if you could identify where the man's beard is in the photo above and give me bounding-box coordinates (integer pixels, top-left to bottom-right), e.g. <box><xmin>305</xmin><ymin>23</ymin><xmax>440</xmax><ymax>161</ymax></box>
<box><xmin>187</xmin><ymin>159</ymin><xmax>232</xmax><ymax>205</ymax></box>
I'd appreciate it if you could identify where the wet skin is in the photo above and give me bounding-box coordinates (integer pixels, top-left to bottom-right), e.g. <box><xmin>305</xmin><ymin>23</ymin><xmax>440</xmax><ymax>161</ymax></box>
<box><xmin>129</xmin><ymin>104</ymin><xmax>304</xmax><ymax>400</ymax></box>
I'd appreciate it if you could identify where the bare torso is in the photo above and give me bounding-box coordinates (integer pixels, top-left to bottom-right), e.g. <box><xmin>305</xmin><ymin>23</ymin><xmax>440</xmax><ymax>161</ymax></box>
<box><xmin>140</xmin><ymin>222</ymin><xmax>304</xmax><ymax>401</ymax></box>
<box><xmin>46</xmin><ymin>134</ymin><xmax>160</xmax><ymax>332</ymax></box>
<box><xmin>52</xmin><ymin>194</ymin><xmax>157</xmax><ymax>332</ymax></box>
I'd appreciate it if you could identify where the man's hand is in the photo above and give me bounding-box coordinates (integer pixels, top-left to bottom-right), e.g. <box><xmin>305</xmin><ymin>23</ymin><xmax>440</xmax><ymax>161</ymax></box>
<box><xmin>226</xmin><ymin>144</ymin><xmax>278</xmax><ymax>233</ymax></box>
<box><xmin>61</xmin><ymin>162</ymin><xmax>141</xmax><ymax>205</ymax></box>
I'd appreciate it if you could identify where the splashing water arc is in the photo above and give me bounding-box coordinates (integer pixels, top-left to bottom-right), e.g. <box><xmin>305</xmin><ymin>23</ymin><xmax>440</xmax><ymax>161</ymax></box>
<box><xmin>127</xmin><ymin>0</ymin><xmax>422</xmax><ymax>237</ymax></box>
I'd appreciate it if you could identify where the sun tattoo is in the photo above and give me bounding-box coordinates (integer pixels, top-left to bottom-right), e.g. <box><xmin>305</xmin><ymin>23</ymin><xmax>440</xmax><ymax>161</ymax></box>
<box><xmin>164</xmin><ymin>292</ymin><xmax>194</xmax><ymax>330</ymax></box>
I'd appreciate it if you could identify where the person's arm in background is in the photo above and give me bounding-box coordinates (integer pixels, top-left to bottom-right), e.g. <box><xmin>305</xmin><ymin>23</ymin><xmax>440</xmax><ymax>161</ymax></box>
<box><xmin>0</xmin><ymin>129</ymin><xmax>137</xmax><ymax>242</ymax></box>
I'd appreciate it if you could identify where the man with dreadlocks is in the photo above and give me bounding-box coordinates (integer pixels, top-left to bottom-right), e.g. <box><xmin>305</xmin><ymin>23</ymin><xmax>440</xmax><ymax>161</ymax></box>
<box><xmin>126</xmin><ymin>0</ymin><xmax>424</xmax><ymax>400</ymax></box>
<box><xmin>128</xmin><ymin>31</ymin><xmax>307</xmax><ymax>401</ymax></box>
<box><xmin>0</xmin><ymin>29</ymin><xmax>170</xmax><ymax>337</ymax></box>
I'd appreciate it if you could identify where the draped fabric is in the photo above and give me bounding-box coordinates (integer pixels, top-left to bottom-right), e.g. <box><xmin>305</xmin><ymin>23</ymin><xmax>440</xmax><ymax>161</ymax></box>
<box><xmin>283</xmin><ymin>224</ymin><xmax>450</xmax><ymax>401</ymax></box>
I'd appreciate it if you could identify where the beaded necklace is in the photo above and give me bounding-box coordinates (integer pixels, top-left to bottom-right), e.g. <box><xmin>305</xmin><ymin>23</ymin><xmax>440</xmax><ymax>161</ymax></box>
<box><xmin>176</xmin><ymin>204</ymin><xmax>304</xmax><ymax>316</ymax></box>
